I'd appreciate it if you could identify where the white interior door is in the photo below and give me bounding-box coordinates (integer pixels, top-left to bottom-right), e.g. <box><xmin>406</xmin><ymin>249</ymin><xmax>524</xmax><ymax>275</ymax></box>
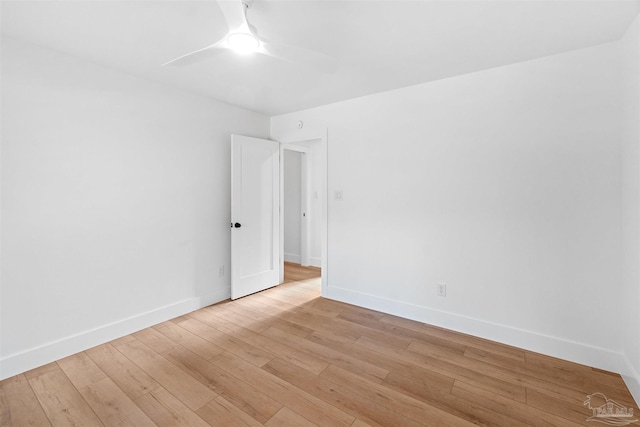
<box><xmin>231</xmin><ymin>135</ymin><xmax>280</xmax><ymax>299</ymax></box>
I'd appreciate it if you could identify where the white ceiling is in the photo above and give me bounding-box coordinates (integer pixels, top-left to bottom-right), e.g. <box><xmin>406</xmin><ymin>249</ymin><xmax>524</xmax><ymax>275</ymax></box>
<box><xmin>1</xmin><ymin>0</ymin><xmax>639</xmax><ymax>115</ymax></box>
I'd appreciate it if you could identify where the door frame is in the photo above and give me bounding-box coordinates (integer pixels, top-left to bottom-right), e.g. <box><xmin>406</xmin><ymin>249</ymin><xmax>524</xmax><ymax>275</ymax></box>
<box><xmin>278</xmin><ymin>129</ymin><xmax>328</xmax><ymax>294</ymax></box>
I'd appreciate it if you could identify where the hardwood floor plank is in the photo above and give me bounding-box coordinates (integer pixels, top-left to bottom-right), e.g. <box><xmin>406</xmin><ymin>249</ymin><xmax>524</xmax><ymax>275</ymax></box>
<box><xmin>351</xmin><ymin>419</ymin><xmax>374</xmax><ymax>427</ymax></box>
<box><xmin>263</xmin><ymin>282</ymin><xmax>320</xmax><ymax>302</ymax></box>
<box><xmin>277</xmin><ymin>296</ymin><xmax>343</xmax><ymax>319</ymax></box>
<box><xmin>234</xmin><ymin>294</ymin><xmax>312</xmax><ymax>336</ymax></box>
<box><xmin>28</xmin><ymin>369</ymin><xmax>104</xmax><ymax>426</ymax></box>
<box><xmin>263</xmin><ymin>357</ymin><xmax>427</xmax><ymax>427</ymax></box>
<box><xmin>526</xmin><ymin>388</ymin><xmax>598</xmax><ymax>425</ymax></box>
<box><xmin>403</xmin><ymin>339</ymin><xmax>631</xmax><ymax>410</ymax></box>
<box><xmin>231</xmin><ymin>298</ymin><xmax>315</xmax><ymax>337</ymax></box>
<box><xmin>79</xmin><ymin>377</ymin><xmax>156</xmax><ymax>427</ymax></box>
<box><xmin>199</xmin><ymin>308</ymin><xmax>330</xmax><ymax>375</ymax></box>
<box><xmin>466</xmin><ymin>346</ymin><xmax>634</xmax><ymax>404</ymax></box>
<box><xmin>22</xmin><ymin>362</ymin><xmax>59</xmax><ymax>381</ymax></box>
<box><xmin>524</xmin><ymin>351</ymin><xmax>635</xmax><ymax>399</ymax></box>
<box><xmin>338</xmin><ymin>311</ymin><xmax>465</xmax><ymax>354</ymax></box>
<box><xmin>282</xmin><ymin>262</ymin><xmax>321</xmax><ymax>280</ymax></box>
<box><xmin>379</xmin><ymin>314</ymin><xmax>526</xmax><ymax>362</ymax></box>
<box><xmin>163</xmin><ymin>346</ymin><xmax>283</xmax><ymax>424</ymax></box>
<box><xmin>249</xmin><ymin>290</ymin><xmax>340</xmax><ymax>321</ymax></box>
<box><xmin>339</xmin><ymin>317</ymin><xmax>414</xmax><ymax>349</ymax></box>
<box><xmin>135</xmin><ymin>387</ymin><xmax>210</xmax><ymax>427</ymax></box>
<box><xmin>246</xmin><ymin>292</ymin><xmax>300</xmax><ymax>312</ymax></box>
<box><xmin>0</xmin><ymin>374</ymin><xmax>51</xmax><ymax>427</ymax></box>
<box><xmin>116</xmin><ymin>338</ymin><xmax>217</xmax><ymax>411</ymax></box>
<box><xmin>214</xmin><ymin>349</ymin><xmax>355</xmax><ymax>427</ymax></box>
<box><xmin>259</xmin><ymin>289</ymin><xmax>317</xmax><ymax>307</ymax></box>
<box><xmin>264</xmin><ymin>317</ymin><xmax>317</xmax><ymax>338</ymax></box>
<box><xmin>178</xmin><ymin>316</ymin><xmax>275</xmax><ymax>367</ymax></box>
<box><xmin>205</xmin><ymin>301</ymin><xmax>273</xmax><ymax>334</ymax></box>
<box><xmin>320</xmin><ymin>364</ymin><xmax>475</xmax><ymax>426</ymax></box>
<box><xmin>307</xmin><ymin>298</ymin><xmax>386</xmax><ymax>320</ymax></box>
<box><xmin>383</xmin><ymin>368</ymin><xmax>455</xmax><ymax>401</ymax></box>
<box><xmin>451</xmin><ymin>380</ymin><xmax>587</xmax><ymax>427</ymax></box>
<box><xmin>86</xmin><ymin>343</ymin><xmax>160</xmax><ymax>400</ymax></box>
<box><xmin>263</xmin><ymin>326</ymin><xmax>389</xmax><ymax>383</ymax></box>
<box><xmin>409</xmin><ymin>339</ymin><xmax>535</xmax><ymax>386</ymax></box>
<box><xmin>307</xmin><ymin>329</ymin><xmax>460</xmax><ymax>390</ymax></box>
<box><xmin>356</xmin><ymin>335</ymin><xmax>527</xmax><ymax>402</ymax></box>
<box><xmin>133</xmin><ymin>327</ymin><xmax>181</xmax><ymax>354</ymax></box>
<box><xmin>57</xmin><ymin>352</ymin><xmax>107</xmax><ymax>390</ymax></box>
<box><xmin>306</xmin><ymin>327</ymin><xmax>366</xmax><ymax>348</ymax></box>
<box><xmin>153</xmin><ymin>320</ymin><xmax>225</xmax><ymax>360</ymax></box>
<box><xmin>196</xmin><ymin>396</ymin><xmax>264</xmax><ymax>427</ymax></box>
<box><xmin>279</xmin><ymin>309</ymin><xmax>363</xmax><ymax>343</ymax></box>
<box><xmin>265</xmin><ymin>406</ymin><xmax>319</xmax><ymax>427</ymax></box>
<box><xmin>382</xmin><ymin>371</ymin><xmax>523</xmax><ymax>426</ymax></box>
<box><xmin>339</xmin><ymin>311</ymin><xmax>468</xmax><ymax>355</ymax></box>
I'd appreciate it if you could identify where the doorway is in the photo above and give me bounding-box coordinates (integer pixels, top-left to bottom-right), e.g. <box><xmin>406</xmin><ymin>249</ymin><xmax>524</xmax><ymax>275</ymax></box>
<box><xmin>283</xmin><ymin>148</ymin><xmax>307</xmax><ymax>268</ymax></box>
<box><xmin>280</xmin><ymin>138</ymin><xmax>325</xmax><ymax>287</ymax></box>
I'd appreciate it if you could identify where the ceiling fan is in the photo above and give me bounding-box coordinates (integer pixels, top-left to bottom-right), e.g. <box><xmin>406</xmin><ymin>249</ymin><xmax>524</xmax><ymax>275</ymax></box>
<box><xmin>163</xmin><ymin>0</ymin><xmax>338</xmax><ymax>73</ymax></box>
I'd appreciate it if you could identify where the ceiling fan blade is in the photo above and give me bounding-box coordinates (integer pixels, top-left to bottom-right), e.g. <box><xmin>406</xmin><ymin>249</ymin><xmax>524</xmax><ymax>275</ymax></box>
<box><xmin>163</xmin><ymin>41</ymin><xmax>227</xmax><ymax>67</ymax></box>
<box><xmin>261</xmin><ymin>41</ymin><xmax>338</xmax><ymax>74</ymax></box>
<box><xmin>217</xmin><ymin>0</ymin><xmax>249</xmax><ymax>32</ymax></box>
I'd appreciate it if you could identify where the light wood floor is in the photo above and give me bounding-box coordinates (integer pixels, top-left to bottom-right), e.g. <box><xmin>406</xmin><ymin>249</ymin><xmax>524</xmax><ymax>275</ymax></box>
<box><xmin>1</xmin><ymin>263</ymin><xmax>638</xmax><ymax>426</ymax></box>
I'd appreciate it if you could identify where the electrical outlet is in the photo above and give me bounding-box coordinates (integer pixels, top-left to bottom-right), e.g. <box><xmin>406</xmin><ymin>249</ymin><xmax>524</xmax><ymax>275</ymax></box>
<box><xmin>218</xmin><ymin>265</ymin><xmax>225</xmax><ymax>277</ymax></box>
<box><xmin>437</xmin><ymin>283</ymin><xmax>446</xmax><ymax>297</ymax></box>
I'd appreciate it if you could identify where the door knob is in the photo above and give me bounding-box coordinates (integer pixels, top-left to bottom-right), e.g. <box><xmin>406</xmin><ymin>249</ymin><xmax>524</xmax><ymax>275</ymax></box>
<box><xmin>234</xmin><ymin>223</ymin><xmax>242</xmax><ymax>228</ymax></box>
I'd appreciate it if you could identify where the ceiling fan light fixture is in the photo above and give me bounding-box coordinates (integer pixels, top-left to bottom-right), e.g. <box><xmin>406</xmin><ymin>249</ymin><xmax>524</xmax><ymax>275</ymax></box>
<box><xmin>227</xmin><ymin>32</ymin><xmax>259</xmax><ymax>54</ymax></box>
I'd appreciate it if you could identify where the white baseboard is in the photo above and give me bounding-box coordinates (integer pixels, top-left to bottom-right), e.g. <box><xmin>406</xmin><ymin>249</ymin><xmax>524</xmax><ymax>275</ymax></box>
<box><xmin>324</xmin><ymin>284</ymin><xmax>638</xmax><ymax>404</ymax></box>
<box><xmin>621</xmin><ymin>355</ymin><xmax>640</xmax><ymax>407</ymax></box>
<box><xmin>284</xmin><ymin>253</ymin><xmax>301</xmax><ymax>264</ymax></box>
<box><xmin>284</xmin><ymin>254</ymin><xmax>321</xmax><ymax>268</ymax></box>
<box><xmin>0</xmin><ymin>288</ymin><xmax>230</xmax><ymax>381</ymax></box>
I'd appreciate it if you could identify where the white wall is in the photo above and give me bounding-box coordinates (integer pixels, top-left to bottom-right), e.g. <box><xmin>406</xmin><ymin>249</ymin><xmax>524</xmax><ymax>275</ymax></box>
<box><xmin>0</xmin><ymin>37</ymin><xmax>270</xmax><ymax>379</ymax></box>
<box><xmin>621</xmin><ymin>13</ymin><xmax>640</xmax><ymax>401</ymax></box>
<box><xmin>284</xmin><ymin>149</ymin><xmax>302</xmax><ymax>262</ymax></box>
<box><xmin>272</xmin><ymin>41</ymin><xmax>627</xmax><ymax>376</ymax></box>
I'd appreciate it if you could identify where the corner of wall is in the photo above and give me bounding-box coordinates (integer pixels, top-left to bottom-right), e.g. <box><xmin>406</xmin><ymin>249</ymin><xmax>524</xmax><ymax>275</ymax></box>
<box><xmin>620</xmin><ymin>10</ymin><xmax>640</xmax><ymax>408</ymax></box>
<box><xmin>626</xmin><ymin>380</ymin><xmax>640</xmax><ymax>409</ymax></box>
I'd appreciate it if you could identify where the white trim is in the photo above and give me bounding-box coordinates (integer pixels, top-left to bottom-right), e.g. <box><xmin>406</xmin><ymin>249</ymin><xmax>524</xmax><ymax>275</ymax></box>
<box><xmin>284</xmin><ymin>255</ymin><xmax>321</xmax><ymax>268</ymax></box>
<box><xmin>325</xmin><ymin>285</ymin><xmax>636</xmax><ymax>385</ymax></box>
<box><xmin>0</xmin><ymin>288</ymin><xmax>229</xmax><ymax>380</ymax></box>
<box><xmin>621</xmin><ymin>356</ymin><xmax>640</xmax><ymax>407</ymax></box>
<box><xmin>284</xmin><ymin>252</ymin><xmax>302</xmax><ymax>264</ymax></box>
<box><xmin>282</xmin><ymin>144</ymin><xmax>309</xmax><ymax>154</ymax></box>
